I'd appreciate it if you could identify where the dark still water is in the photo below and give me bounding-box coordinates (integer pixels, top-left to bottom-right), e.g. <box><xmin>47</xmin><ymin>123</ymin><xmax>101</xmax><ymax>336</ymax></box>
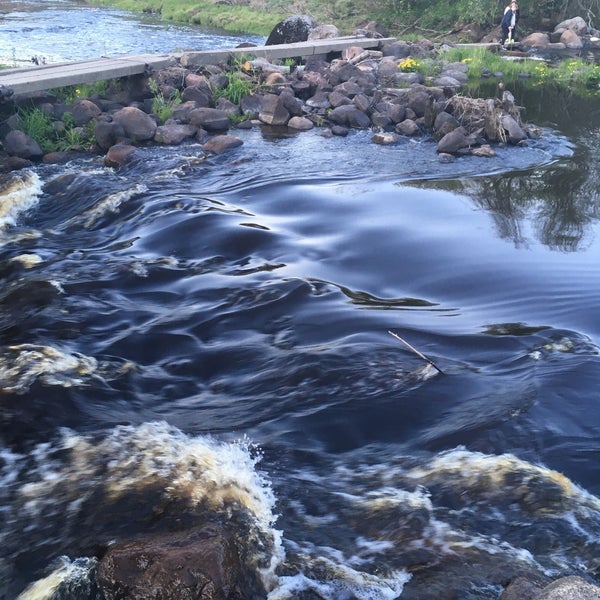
<box><xmin>2</xmin><ymin>3</ymin><xmax>600</xmax><ymax>600</ymax></box>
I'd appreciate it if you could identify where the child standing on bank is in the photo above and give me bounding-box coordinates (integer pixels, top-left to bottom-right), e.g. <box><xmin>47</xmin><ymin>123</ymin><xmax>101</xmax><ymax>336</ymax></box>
<box><xmin>501</xmin><ymin>1</ymin><xmax>520</xmax><ymax>44</ymax></box>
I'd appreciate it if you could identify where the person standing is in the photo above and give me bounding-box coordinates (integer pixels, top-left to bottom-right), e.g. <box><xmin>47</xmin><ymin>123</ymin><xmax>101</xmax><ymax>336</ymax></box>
<box><xmin>501</xmin><ymin>1</ymin><xmax>520</xmax><ymax>44</ymax></box>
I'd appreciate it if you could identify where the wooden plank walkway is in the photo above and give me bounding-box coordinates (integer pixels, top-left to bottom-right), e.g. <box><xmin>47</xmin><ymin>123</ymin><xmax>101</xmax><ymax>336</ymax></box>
<box><xmin>0</xmin><ymin>37</ymin><xmax>396</xmax><ymax>97</ymax></box>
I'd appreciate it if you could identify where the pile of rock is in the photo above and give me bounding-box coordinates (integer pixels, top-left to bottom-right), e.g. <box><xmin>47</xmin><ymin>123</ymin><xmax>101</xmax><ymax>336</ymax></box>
<box><xmin>0</xmin><ymin>37</ymin><xmax>534</xmax><ymax>172</ymax></box>
<box><xmin>518</xmin><ymin>16</ymin><xmax>600</xmax><ymax>52</ymax></box>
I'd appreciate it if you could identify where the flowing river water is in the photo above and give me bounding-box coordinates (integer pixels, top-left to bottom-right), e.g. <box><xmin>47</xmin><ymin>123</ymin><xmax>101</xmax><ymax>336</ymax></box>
<box><xmin>1</xmin><ymin>2</ymin><xmax>600</xmax><ymax>599</ymax></box>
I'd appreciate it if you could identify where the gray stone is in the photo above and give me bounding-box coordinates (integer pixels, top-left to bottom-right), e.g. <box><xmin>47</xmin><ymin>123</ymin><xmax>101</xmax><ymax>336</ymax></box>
<box><xmin>287</xmin><ymin>116</ymin><xmax>314</xmax><ymax>131</ymax></box>
<box><xmin>3</xmin><ymin>130</ymin><xmax>43</xmax><ymax>159</ymax></box>
<box><xmin>537</xmin><ymin>576</ymin><xmax>600</xmax><ymax>600</ymax></box>
<box><xmin>437</xmin><ymin>127</ymin><xmax>473</xmax><ymax>153</ymax></box>
<box><xmin>501</xmin><ymin>114</ymin><xmax>527</xmax><ymax>144</ymax></box>
<box><xmin>112</xmin><ymin>106</ymin><xmax>157</xmax><ymax>142</ymax></box>
<box><xmin>395</xmin><ymin>119</ymin><xmax>420</xmax><ymax>136</ymax></box>
<box><xmin>258</xmin><ymin>93</ymin><xmax>290</xmax><ymax>126</ymax></box>
<box><xmin>327</xmin><ymin>105</ymin><xmax>371</xmax><ymax>129</ymax></box>
<box><xmin>154</xmin><ymin>123</ymin><xmax>197</xmax><ymax>145</ymax></box>
<box><xmin>69</xmin><ymin>99</ymin><xmax>102</xmax><ymax>126</ymax></box>
<box><xmin>188</xmin><ymin>107</ymin><xmax>230</xmax><ymax>132</ymax></box>
<box><xmin>94</xmin><ymin>120</ymin><xmax>127</xmax><ymax>151</ymax></box>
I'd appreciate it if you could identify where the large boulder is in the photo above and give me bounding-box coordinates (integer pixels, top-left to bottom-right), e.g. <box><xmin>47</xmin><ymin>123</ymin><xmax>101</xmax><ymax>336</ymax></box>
<box><xmin>112</xmin><ymin>106</ymin><xmax>157</xmax><ymax>142</ymax></box>
<box><xmin>202</xmin><ymin>134</ymin><xmax>243</xmax><ymax>154</ymax></box>
<box><xmin>560</xmin><ymin>29</ymin><xmax>584</xmax><ymax>48</ymax></box>
<box><xmin>501</xmin><ymin>114</ymin><xmax>527</xmax><ymax>144</ymax></box>
<box><xmin>520</xmin><ymin>32</ymin><xmax>551</xmax><ymax>50</ymax></box>
<box><xmin>554</xmin><ymin>16</ymin><xmax>588</xmax><ymax>36</ymax></box>
<box><xmin>265</xmin><ymin>15</ymin><xmax>317</xmax><ymax>45</ymax></box>
<box><xmin>188</xmin><ymin>107</ymin><xmax>230</xmax><ymax>132</ymax></box>
<box><xmin>154</xmin><ymin>123</ymin><xmax>197</xmax><ymax>145</ymax></box>
<box><xmin>69</xmin><ymin>99</ymin><xmax>102</xmax><ymax>126</ymax></box>
<box><xmin>98</xmin><ymin>524</ymin><xmax>267</xmax><ymax>600</ymax></box>
<box><xmin>327</xmin><ymin>105</ymin><xmax>371</xmax><ymax>129</ymax></box>
<box><xmin>3</xmin><ymin>130</ymin><xmax>43</xmax><ymax>159</ymax></box>
<box><xmin>258</xmin><ymin>93</ymin><xmax>290</xmax><ymax>126</ymax></box>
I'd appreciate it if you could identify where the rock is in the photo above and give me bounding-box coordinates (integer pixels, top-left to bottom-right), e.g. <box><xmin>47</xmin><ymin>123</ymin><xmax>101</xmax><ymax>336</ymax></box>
<box><xmin>555</xmin><ymin>16</ymin><xmax>588</xmax><ymax>36</ymax></box>
<box><xmin>560</xmin><ymin>29</ymin><xmax>584</xmax><ymax>48</ymax></box>
<box><xmin>520</xmin><ymin>32</ymin><xmax>551</xmax><ymax>50</ymax></box>
<box><xmin>308</xmin><ymin>24</ymin><xmax>340</xmax><ymax>40</ymax></box>
<box><xmin>3</xmin><ymin>130</ymin><xmax>43</xmax><ymax>159</ymax></box>
<box><xmin>154</xmin><ymin>123</ymin><xmax>197</xmax><ymax>145</ymax></box>
<box><xmin>500</xmin><ymin>576</ymin><xmax>544</xmax><ymax>600</ymax></box>
<box><xmin>188</xmin><ymin>107</ymin><xmax>230</xmax><ymax>132</ymax></box>
<box><xmin>437</xmin><ymin>127</ymin><xmax>474</xmax><ymax>153</ymax></box>
<box><xmin>536</xmin><ymin>576</ymin><xmax>600</xmax><ymax>600</ymax></box>
<box><xmin>171</xmin><ymin>100</ymin><xmax>202</xmax><ymax>122</ymax></box>
<box><xmin>112</xmin><ymin>106</ymin><xmax>157</xmax><ymax>142</ymax></box>
<box><xmin>103</xmin><ymin>144</ymin><xmax>139</xmax><ymax>168</ymax></box>
<box><xmin>327</xmin><ymin>105</ymin><xmax>371</xmax><ymax>129</ymax></box>
<box><xmin>181</xmin><ymin>86</ymin><xmax>211</xmax><ymax>106</ymax></box>
<box><xmin>94</xmin><ymin>120</ymin><xmax>127</xmax><ymax>151</ymax></box>
<box><xmin>69</xmin><ymin>99</ymin><xmax>102</xmax><ymax>126</ymax></box>
<box><xmin>3</xmin><ymin>156</ymin><xmax>34</xmax><ymax>171</ymax></box>
<box><xmin>395</xmin><ymin>119</ymin><xmax>420</xmax><ymax>136</ymax></box>
<box><xmin>435</xmin><ymin>75</ymin><xmax>462</xmax><ymax>88</ymax></box>
<box><xmin>372</xmin><ymin>131</ymin><xmax>401</xmax><ymax>144</ymax></box>
<box><xmin>259</xmin><ymin>93</ymin><xmax>290</xmax><ymax>125</ymax></box>
<box><xmin>97</xmin><ymin>524</ymin><xmax>267</xmax><ymax>600</ymax></box>
<box><xmin>471</xmin><ymin>144</ymin><xmax>496</xmax><ymax>157</ymax></box>
<box><xmin>381</xmin><ymin>40</ymin><xmax>411</xmax><ymax>59</ymax></box>
<box><xmin>202</xmin><ymin>134</ymin><xmax>243</xmax><ymax>154</ymax></box>
<box><xmin>287</xmin><ymin>116</ymin><xmax>314</xmax><ymax>131</ymax></box>
<box><xmin>501</xmin><ymin>114</ymin><xmax>527</xmax><ymax>144</ymax></box>
<box><xmin>265</xmin><ymin>15</ymin><xmax>317</xmax><ymax>45</ymax></box>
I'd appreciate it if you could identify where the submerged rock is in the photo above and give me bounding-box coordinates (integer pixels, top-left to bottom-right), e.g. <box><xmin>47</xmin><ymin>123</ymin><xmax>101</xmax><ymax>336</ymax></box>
<box><xmin>98</xmin><ymin>524</ymin><xmax>267</xmax><ymax>600</ymax></box>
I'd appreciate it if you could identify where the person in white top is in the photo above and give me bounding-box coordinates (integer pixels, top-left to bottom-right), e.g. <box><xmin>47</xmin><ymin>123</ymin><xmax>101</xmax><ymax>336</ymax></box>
<box><xmin>501</xmin><ymin>0</ymin><xmax>520</xmax><ymax>44</ymax></box>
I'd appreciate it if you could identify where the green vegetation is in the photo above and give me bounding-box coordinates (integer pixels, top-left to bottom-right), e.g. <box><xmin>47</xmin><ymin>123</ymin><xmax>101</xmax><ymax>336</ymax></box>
<box><xmin>440</xmin><ymin>47</ymin><xmax>600</xmax><ymax>92</ymax></box>
<box><xmin>18</xmin><ymin>107</ymin><xmax>93</xmax><ymax>153</ymax></box>
<box><xmin>148</xmin><ymin>78</ymin><xmax>183</xmax><ymax>124</ymax></box>
<box><xmin>50</xmin><ymin>81</ymin><xmax>110</xmax><ymax>104</ymax></box>
<box><xmin>90</xmin><ymin>0</ymin><xmax>284</xmax><ymax>37</ymax></box>
<box><xmin>89</xmin><ymin>0</ymin><xmax>600</xmax><ymax>40</ymax></box>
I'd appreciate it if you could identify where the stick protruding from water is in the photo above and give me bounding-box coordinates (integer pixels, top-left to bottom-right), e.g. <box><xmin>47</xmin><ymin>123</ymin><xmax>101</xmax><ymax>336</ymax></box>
<box><xmin>388</xmin><ymin>330</ymin><xmax>445</xmax><ymax>375</ymax></box>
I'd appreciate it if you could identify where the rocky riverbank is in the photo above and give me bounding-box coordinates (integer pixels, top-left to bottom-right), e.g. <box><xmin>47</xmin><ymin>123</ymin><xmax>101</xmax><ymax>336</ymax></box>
<box><xmin>0</xmin><ymin>33</ymin><xmax>539</xmax><ymax>172</ymax></box>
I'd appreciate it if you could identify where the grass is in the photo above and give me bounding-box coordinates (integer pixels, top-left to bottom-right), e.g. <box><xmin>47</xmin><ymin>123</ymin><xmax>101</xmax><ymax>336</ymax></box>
<box><xmin>18</xmin><ymin>107</ymin><xmax>94</xmax><ymax>153</ymax></box>
<box><xmin>50</xmin><ymin>81</ymin><xmax>110</xmax><ymax>104</ymax></box>
<box><xmin>148</xmin><ymin>79</ymin><xmax>183</xmax><ymax>124</ymax></box>
<box><xmin>439</xmin><ymin>47</ymin><xmax>600</xmax><ymax>94</ymax></box>
<box><xmin>90</xmin><ymin>0</ymin><xmax>284</xmax><ymax>37</ymax></box>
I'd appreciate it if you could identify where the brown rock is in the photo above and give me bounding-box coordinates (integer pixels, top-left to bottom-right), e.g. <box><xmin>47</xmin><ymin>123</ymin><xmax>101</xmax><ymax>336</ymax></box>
<box><xmin>154</xmin><ymin>123</ymin><xmax>197</xmax><ymax>145</ymax></box>
<box><xmin>202</xmin><ymin>134</ymin><xmax>243</xmax><ymax>154</ymax></box>
<box><xmin>112</xmin><ymin>106</ymin><xmax>157</xmax><ymax>142</ymax></box>
<box><xmin>287</xmin><ymin>116</ymin><xmax>314</xmax><ymax>131</ymax></box>
<box><xmin>258</xmin><ymin>93</ymin><xmax>290</xmax><ymax>126</ymax></box>
<box><xmin>98</xmin><ymin>524</ymin><xmax>267</xmax><ymax>600</ymax></box>
<box><xmin>104</xmin><ymin>144</ymin><xmax>139</xmax><ymax>168</ymax></box>
<box><xmin>395</xmin><ymin>119</ymin><xmax>420</xmax><ymax>136</ymax></box>
<box><xmin>560</xmin><ymin>29</ymin><xmax>584</xmax><ymax>48</ymax></box>
<box><xmin>70</xmin><ymin>99</ymin><xmax>102</xmax><ymax>126</ymax></box>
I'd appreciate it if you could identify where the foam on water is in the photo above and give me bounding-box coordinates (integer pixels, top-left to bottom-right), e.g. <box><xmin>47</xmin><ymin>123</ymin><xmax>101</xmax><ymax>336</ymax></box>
<box><xmin>0</xmin><ymin>172</ymin><xmax>43</xmax><ymax>231</ymax></box>
<box><xmin>0</xmin><ymin>344</ymin><xmax>98</xmax><ymax>393</ymax></box>
<box><xmin>1</xmin><ymin>422</ymin><xmax>284</xmax><ymax>595</ymax></box>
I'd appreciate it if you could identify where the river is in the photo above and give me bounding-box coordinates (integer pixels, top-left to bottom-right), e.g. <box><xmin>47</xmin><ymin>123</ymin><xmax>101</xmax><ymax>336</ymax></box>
<box><xmin>1</xmin><ymin>2</ymin><xmax>600</xmax><ymax>599</ymax></box>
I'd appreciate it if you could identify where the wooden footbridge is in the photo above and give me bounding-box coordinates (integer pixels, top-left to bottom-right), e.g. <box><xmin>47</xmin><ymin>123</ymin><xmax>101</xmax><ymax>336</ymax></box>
<box><xmin>0</xmin><ymin>36</ymin><xmax>396</xmax><ymax>98</ymax></box>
